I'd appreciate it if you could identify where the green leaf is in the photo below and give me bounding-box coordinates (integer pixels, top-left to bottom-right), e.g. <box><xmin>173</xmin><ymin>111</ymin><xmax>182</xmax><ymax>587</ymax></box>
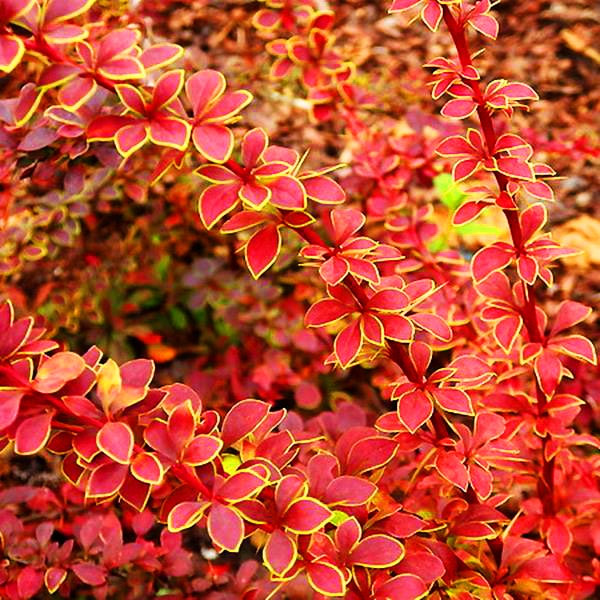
<box><xmin>169</xmin><ymin>306</ymin><xmax>188</xmax><ymax>329</ymax></box>
<box><xmin>455</xmin><ymin>222</ymin><xmax>503</xmax><ymax>237</ymax></box>
<box><xmin>427</xmin><ymin>235</ymin><xmax>448</xmax><ymax>253</ymax></box>
<box><xmin>434</xmin><ymin>173</ymin><xmax>465</xmax><ymax>210</ymax></box>
<box><xmin>154</xmin><ymin>255</ymin><xmax>171</xmax><ymax>282</ymax></box>
<box><xmin>331</xmin><ymin>510</ymin><xmax>351</xmax><ymax>526</ymax></box>
<box><xmin>222</xmin><ymin>454</ymin><xmax>242</xmax><ymax>475</ymax></box>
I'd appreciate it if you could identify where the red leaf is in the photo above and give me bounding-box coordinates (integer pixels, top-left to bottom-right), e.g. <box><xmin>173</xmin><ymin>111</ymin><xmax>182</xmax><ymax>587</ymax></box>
<box><xmin>411</xmin><ymin>313</ymin><xmax>452</xmax><ymax>341</ymax></box>
<box><xmin>268</xmin><ymin>175</ymin><xmax>306</xmax><ymax>210</ymax></box>
<box><xmin>207</xmin><ymin>503</ymin><xmax>244</xmax><ymax>551</ymax></box>
<box><xmin>350</xmin><ymin>535</ymin><xmax>404</xmax><ymax>568</ymax></box>
<box><xmin>86</xmin><ymin>462</ymin><xmax>128</xmax><ymax>497</ymax></box>
<box><xmin>319</xmin><ymin>256</ymin><xmax>349</xmax><ymax>286</ymax></box>
<box><xmin>305</xmin><ymin>298</ymin><xmax>350</xmax><ymax>327</ymax></box>
<box><xmin>546</xmin><ymin>518</ymin><xmax>572</xmax><ymax>556</ymax></box>
<box><xmin>263</xmin><ymin>529</ymin><xmax>296</xmax><ymax>576</ymax></box>
<box><xmin>534</xmin><ymin>350</ymin><xmax>562</xmax><ymax>396</ymax></box>
<box><xmin>441</xmin><ymin>98</ymin><xmax>476</xmax><ymax>119</ymax></box>
<box><xmin>435</xmin><ymin>451</ymin><xmax>469</xmax><ymax>491</ymax></box>
<box><xmin>302</xmin><ymin>174</ymin><xmax>345</xmax><ymax>204</ymax></box>
<box><xmin>0</xmin><ymin>36</ymin><xmax>24</xmax><ymax>74</ymax></box>
<box><xmin>97</xmin><ymin>421</ymin><xmax>134</xmax><ymax>464</ymax></box>
<box><xmin>182</xmin><ymin>434</ymin><xmax>223</xmax><ymax>466</ymax></box>
<box><xmin>140</xmin><ymin>43</ymin><xmax>183</xmax><ymax>71</ymax></box>
<box><xmin>432</xmin><ymin>388</ymin><xmax>472</xmax><ymax>414</ymax></box>
<box><xmin>0</xmin><ymin>389</ymin><xmax>23</xmax><ymax>431</ymax></box>
<box><xmin>550</xmin><ymin>301</ymin><xmax>591</xmax><ymax>336</ymax></box>
<box><xmin>469</xmin><ymin>463</ymin><xmax>493</xmax><ymax>499</ymax></box>
<box><xmin>283</xmin><ymin>498</ymin><xmax>331</xmax><ymax>533</ymax></box>
<box><xmin>192</xmin><ymin>123</ymin><xmax>233</xmax><ymax>162</ymax></box>
<box><xmin>167</xmin><ymin>400</ymin><xmax>195</xmax><ymax>453</ymax></box>
<box><xmin>221</xmin><ymin>399</ymin><xmax>270</xmax><ymax>447</ymax></box>
<box><xmin>149</xmin><ymin>116</ymin><xmax>190</xmax><ymax>150</ymax></box>
<box><xmin>245</xmin><ymin>224</ymin><xmax>281</xmax><ymax>279</ymax></box>
<box><xmin>72</xmin><ymin>562</ymin><xmax>107</xmax><ymax>586</ymax></box>
<box><xmin>15</xmin><ymin>412</ymin><xmax>54</xmax><ymax>455</ymax></box>
<box><xmin>32</xmin><ymin>351</ymin><xmax>86</xmax><ymax>393</ymax></box>
<box><xmin>168</xmin><ymin>501</ymin><xmax>208</xmax><ymax>532</ymax></box>
<box><xmin>324</xmin><ymin>475</ymin><xmax>376</xmax><ymax>506</ymax></box>
<box><xmin>151</xmin><ymin>69</ymin><xmax>184</xmax><ymax>110</ymax></box>
<box><xmin>115</xmin><ymin>122</ymin><xmax>148</xmax><ymax>156</ymax></box>
<box><xmin>346</xmin><ymin>436</ymin><xmax>398</xmax><ymax>474</ymax></box>
<box><xmin>453</xmin><ymin>200</ymin><xmax>487</xmax><ymax>225</ymax></box>
<box><xmin>305</xmin><ymin>561</ymin><xmax>346</xmax><ymax>596</ymax></box>
<box><xmin>368</xmin><ymin>289</ymin><xmax>409</xmax><ymax>312</ymax></box>
<box><xmin>334</xmin><ymin>320</ymin><xmax>363</xmax><ymax>368</ymax></box>
<box><xmin>241</xmin><ymin>128</ymin><xmax>267</xmax><ymax>167</ymax></box>
<box><xmin>130</xmin><ymin>452</ymin><xmax>163</xmax><ymax>484</ymax></box>
<box><xmin>44</xmin><ymin>567</ymin><xmax>67</xmax><ymax>594</ymax></box>
<box><xmin>217</xmin><ymin>470</ymin><xmax>266</xmax><ymax>502</ymax></box>
<box><xmin>472</xmin><ymin>244</ymin><xmax>514</xmax><ymax>282</ymax></box>
<box><xmin>422</xmin><ymin>0</ymin><xmax>443</xmax><ymax>31</ymax></box>
<box><xmin>198</xmin><ymin>182</ymin><xmax>240</xmax><ymax>230</ymax></box>
<box><xmin>380</xmin><ymin>314</ymin><xmax>415</xmax><ymax>342</ymax></box>
<box><xmin>516</xmin><ymin>555</ymin><xmax>572</xmax><ymax>582</ymax></box>
<box><xmin>16</xmin><ymin>566</ymin><xmax>43</xmax><ymax>599</ymax></box>
<box><xmin>374</xmin><ymin>573</ymin><xmax>427</xmax><ymax>600</ymax></box>
<box><xmin>398</xmin><ymin>390</ymin><xmax>433</xmax><ymax>433</ymax></box>
<box><xmin>495</xmin><ymin>157</ymin><xmax>535</xmax><ymax>181</ymax></box>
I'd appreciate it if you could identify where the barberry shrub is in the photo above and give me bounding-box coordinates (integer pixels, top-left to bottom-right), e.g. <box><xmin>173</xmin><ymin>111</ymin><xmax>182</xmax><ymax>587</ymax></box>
<box><xmin>0</xmin><ymin>0</ymin><xmax>598</xmax><ymax>599</ymax></box>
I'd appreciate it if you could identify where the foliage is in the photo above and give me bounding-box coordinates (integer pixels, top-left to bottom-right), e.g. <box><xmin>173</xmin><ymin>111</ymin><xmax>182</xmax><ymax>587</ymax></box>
<box><xmin>0</xmin><ymin>0</ymin><xmax>599</xmax><ymax>599</ymax></box>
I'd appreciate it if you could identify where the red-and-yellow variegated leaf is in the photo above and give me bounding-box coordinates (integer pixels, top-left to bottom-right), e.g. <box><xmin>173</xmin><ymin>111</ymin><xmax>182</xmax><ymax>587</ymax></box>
<box><xmin>435</xmin><ymin>451</ymin><xmax>469</xmax><ymax>491</ymax></box>
<box><xmin>373</xmin><ymin>573</ymin><xmax>427</xmax><ymax>600</ymax></box>
<box><xmin>269</xmin><ymin>175</ymin><xmax>306</xmax><ymax>210</ymax></box>
<box><xmin>551</xmin><ymin>335</ymin><xmax>597</xmax><ymax>364</ymax></box>
<box><xmin>192</xmin><ymin>123</ymin><xmax>233</xmax><ymax>162</ymax></box>
<box><xmin>263</xmin><ymin>528</ymin><xmax>296</xmax><ymax>576</ymax></box>
<box><xmin>0</xmin><ymin>36</ymin><xmax>25</xmax><ymax>74</ymax></box>
<box><xmin>217</xmin><ymin>469</ymin><xmax>266</xmax><ymax>502</ymax></box>
<box><xmin>221</xmin><ymin>399</ymin><xmax>270</xmax><ymax>447</ymax></box>
<box><xmin>182</xmin><ymin>434</ymin><xmax>223</xmax><ymax>466</ymax></box>
<box><xmin>168</xmin><ymin>501</ymin><xmax>208</xmax><ymax>532</ymax></box>
<box><xmin>245</xmin><ymin>224</ymin><xmax>282</xmax><ymax>279</ymax></box>
<box><xmin>152</xmin><ymin>69</ymin><xmax>184</xmax><ymax>110</ymax></box>
<box><xmin>14</xmin><ymin>412</ymin><xmax>54</xmax><ymax>454</ymax></box>
<box><xmin>44</xmin><ymin>567</ymin><xmax>67</xmax><ymax>594</ymax></box>
<box><xmin>334</xmin><ymin>320</ymin><xmax>362</xmax><ymax>368</ymax></box>
<box><xmin>411</xmin><ymin>313</ymin><xmax>452</xmax><ymax>341</ymax></box>
<box><xmin>86</xmin><ymin>462</ymin><xmax>128</xmax><ymax>497</ymax></box>
<box><xmin>139</xmin><ymin>43</ymin><xmax>183</xmax><ymax>72</ymax></box>
<box><xmin>302</xmin><ymin>174</ymin><xmax>345</xmax><ymax>204</ymax></box>
<box><xmin>472</xmin><ymin>244</ymin><xmax>514</xmax><ymax>282</ymax></box>
<box><xmin>149</xmin><ymin>116</ymin><xmax>191</xmax><ymax>150</ymax></box>
<box><xmin>534</xmin><ymin>350</ymin><xmax>562</xmax><ymax>396</ymax></box>
<box><xmin>32</xmin><ymin>351</ymin><xmax>86</xmax><ymax>393</ymax></box>
<box><xmin>167</xmin><ymin>400</ymin><xmax>195</xmax><ymax>453</ymax></box>
<box><xmin>305</xmin><ymin>298</ymin><xmax>350</xmax><ymax>327</ymax></box>
<box><xmin>207</xmin><ymin>503</ymin><xmax>245</xmax><ymax>552</ymax></box>
<box><xmin>115</xmin><ymin>122</ymin><xmax>148</xmax><ymax>156</ymax></box>
<box><xmin>349</xmin><ymin>535</ymin><xmax>404</xmax><ymax>568</ymax></box>
<box><xmin>97</xmin><ymin>421</ymin><xmax>134</xmax><ymax>464</ymax></box>
<box><xmin>324</xmin><ymin>476</ymin><xmax>377</xmax><ymax>506</ymax></box>
<box><xmin>130</xmin><ymin>452</ymin><xmax>163</xmax><ymax>485</ymax></box>
<box><xmin>283</xmin><ymin>498</ymin><xmax>332</xmax><ymax>533</ymax></box>
<box><xmin>398</xmin><ymin>390</ymin><xmax>432</xmax><ymax>433</ymax></box>
<box><xmin>305</xmin><ymin>561</ymin><xmax>346</xmax><ymax>597</ymax></box>
<box><xmin>198</xmin><ymin>182</ymin><xmax>241</xmax><ymax>230</ymax></box>
<box><xmin>431</xmin><ymin>388</ymin><xmax>473</xmax><ymax>414</ymax></box>
<box><xmin>0</xmin><ymin>389</ymin><xmax>23</xmax><ymax>430</ymax></box>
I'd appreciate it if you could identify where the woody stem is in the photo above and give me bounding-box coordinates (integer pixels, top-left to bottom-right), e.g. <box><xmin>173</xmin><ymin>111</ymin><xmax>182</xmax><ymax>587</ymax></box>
<box><xmin>442</xmin><ymin>6</ymin><xmax>554</xmax><ymax>513</ymax></box>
